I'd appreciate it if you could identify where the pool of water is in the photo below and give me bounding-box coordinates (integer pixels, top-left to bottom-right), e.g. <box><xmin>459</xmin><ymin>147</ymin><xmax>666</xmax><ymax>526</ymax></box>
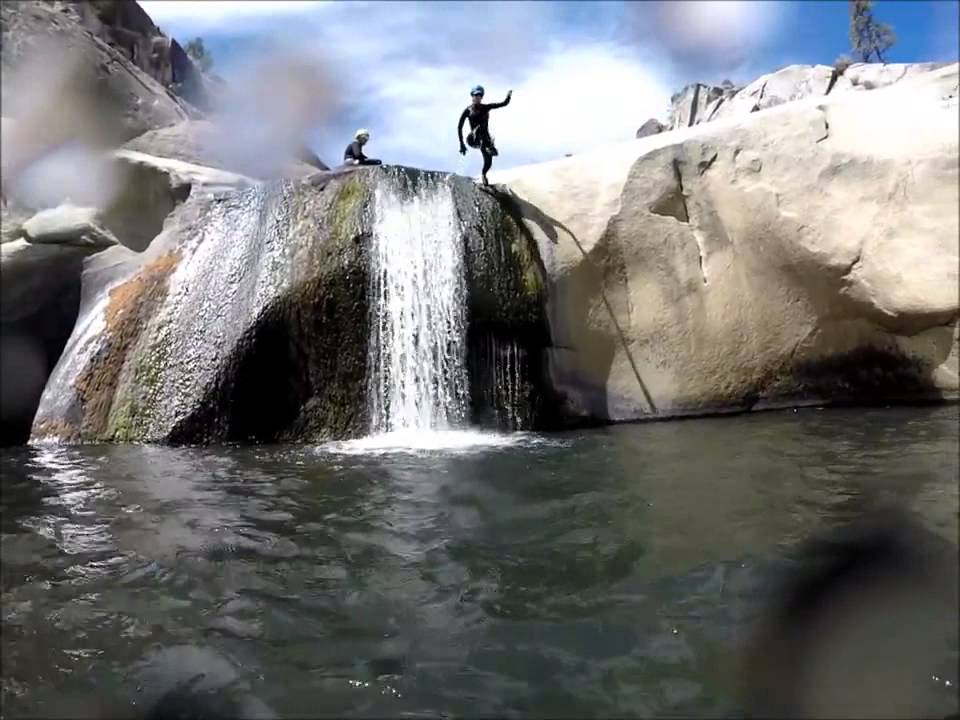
<box><xmin>1</xmin><ymin>405</ymin><xmax>957</xmax><ymax>718</ymax></box>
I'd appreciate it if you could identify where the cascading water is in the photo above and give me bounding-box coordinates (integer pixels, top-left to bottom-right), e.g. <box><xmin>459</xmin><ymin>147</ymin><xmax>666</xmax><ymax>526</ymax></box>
<box><xmin>470</xmin><ymin>333</ymin><xmax>530</xmax><ymax>431</ymax></box>
<box><xmin>366</xmin><ymin>172</ymin><xmax>469</xmax><ymax>435</ymax></box>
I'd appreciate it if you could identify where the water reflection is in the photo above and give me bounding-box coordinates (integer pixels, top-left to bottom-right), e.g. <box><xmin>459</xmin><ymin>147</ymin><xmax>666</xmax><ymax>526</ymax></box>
<box><xmin>1</xmin><ymin>405</ymin><xmax>957</xmax><ymax>718</ymax></box>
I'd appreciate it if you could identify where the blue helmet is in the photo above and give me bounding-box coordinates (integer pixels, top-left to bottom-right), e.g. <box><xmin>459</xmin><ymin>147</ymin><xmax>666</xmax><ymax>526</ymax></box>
<box><xmin>470</xmin><ymin>85</ymin><xmax>485</xmax><ymax>97</ymax></box>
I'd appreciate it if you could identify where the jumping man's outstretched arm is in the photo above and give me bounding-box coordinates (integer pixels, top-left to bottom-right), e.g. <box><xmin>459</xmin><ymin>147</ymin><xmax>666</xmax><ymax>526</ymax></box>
<box><xmin>486</xmin><ymin>90</ymin><xmax>513</xmax><ymax>110</ymax></box>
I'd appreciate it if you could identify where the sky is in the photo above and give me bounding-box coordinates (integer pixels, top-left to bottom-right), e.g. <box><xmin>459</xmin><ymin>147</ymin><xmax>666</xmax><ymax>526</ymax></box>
<box><xmin>139</xmin><ymin>0</ymin><xmax>959</xmax><ymax>174</ymax></box>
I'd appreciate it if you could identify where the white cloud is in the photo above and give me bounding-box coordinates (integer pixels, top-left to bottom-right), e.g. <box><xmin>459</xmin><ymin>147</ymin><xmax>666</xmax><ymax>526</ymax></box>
<box><xmin>133</xmin><ymin>0</ymin><xmax>770</xmax><ymax>174</ymax></box>
<box><xmin>277</xmin><ymin>3</ymin><xmax>679</xmax><ymax>172</ymax></box>
<box><xmin>620</xmin><ymin>0</ymin><xmax>789</xmax><ymax>77</ymax></box>
<box><xmin>346</xmin><ymin>42</ymin><xmax>673</xmax><ymax>174</ymax></box>
<box><xmin>497</xmin><ymin>45</ymin><xmax>673</xmax><ymax>161</ymax></box>
<box><xmin>650</xmin><ymin>0</ymin><xmax>785</xmax><ymax>56</ymax></box>
<box><xmin>139</xmin><ymin>1</ymin><xmax>328</xmax><ymax>32</ymax></box>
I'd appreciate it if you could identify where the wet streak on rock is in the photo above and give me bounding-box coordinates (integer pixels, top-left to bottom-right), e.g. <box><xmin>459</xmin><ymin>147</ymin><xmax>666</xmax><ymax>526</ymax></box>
<box><xmin>73</xmin><ymin>251</ymin><xmax>180</xmax><ymax>441</ymax></box>
<box><xmin>166</xmin><ymin>178</ymin><xmax>374</xmax><ymax>444</ymax></box>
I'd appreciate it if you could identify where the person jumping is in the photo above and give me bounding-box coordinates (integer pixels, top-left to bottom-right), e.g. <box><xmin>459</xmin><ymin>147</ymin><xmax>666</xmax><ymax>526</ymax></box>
<box><xmin>458</xmin><ymin>85</ymin><xmax>512</xmax><ymax>186</ymax></box>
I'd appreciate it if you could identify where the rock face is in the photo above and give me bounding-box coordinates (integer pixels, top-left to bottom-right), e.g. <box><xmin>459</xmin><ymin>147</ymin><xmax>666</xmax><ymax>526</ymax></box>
<box><xmin>72</xmin><ymin>0</ymin><xmax>214</xmax><ymax>110</ymax></box>
<box><xmin>492</xmin><ymin>63</ymin><xmax>959</xmax><ymax>424</ymax></box>
<box><xmin>0</xmin><ymin>1</ymin><xmax>195</xmax><ymax>143</ymax></box>
<box><xmin>106</xmin><ymin>149</ymin><xmax>257</xmax><ymax>250</ymax></box>
<box><xmin>31</xmin><ymin>167</ymin><xmax>547</xmax><ymax>444</ymax></box>
<box><xmin>669</xmin><ymin>81</ymin><xmax>741</xmax><ymax>129</ymax></box>
<box><xmin>1</xmin><ymin>1</ymin><xmax>330</xmax><ymax>190</ymax></box>
<box><xmin>668</xmin><ymin>62</ymin><xmax>950</xmax><ymax>131</ymax></box>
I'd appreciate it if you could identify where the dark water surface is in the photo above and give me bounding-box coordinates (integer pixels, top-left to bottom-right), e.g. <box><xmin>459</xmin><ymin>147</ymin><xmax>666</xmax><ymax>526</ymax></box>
<box><xmin>2</xmin><ymin>406</ymin><xmax>958</xmax><ymax>718</ymax></box>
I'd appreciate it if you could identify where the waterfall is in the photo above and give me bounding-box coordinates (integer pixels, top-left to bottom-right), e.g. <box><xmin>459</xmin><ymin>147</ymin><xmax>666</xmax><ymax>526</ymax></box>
<box><xmin>32</xmin><ymin>165</ymin><xmax>541</xmax><ymax>447</ymax></box>
<box><xmin>471</xmin><ymin>333</ymin><xmax>529</xmax><ymax>431</ymax></box>
<box><xmin>367</xmin><ymin>173</ymin><xmax>469</xmax><ymax>434</ymax></box>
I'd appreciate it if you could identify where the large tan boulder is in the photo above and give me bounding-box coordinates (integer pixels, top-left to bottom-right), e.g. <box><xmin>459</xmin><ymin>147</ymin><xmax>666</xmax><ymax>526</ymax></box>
<box><xmin>492</xmin><ymin>63</ymin><xmax>959</xmax><ymax>422</ymax></box>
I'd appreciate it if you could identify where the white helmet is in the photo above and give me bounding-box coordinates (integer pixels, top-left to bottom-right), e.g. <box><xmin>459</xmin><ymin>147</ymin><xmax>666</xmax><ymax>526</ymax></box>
<box><xmin>355</xmin><ymin>128</ymin><xmax>370</xmax><ymax>140</ymax></box>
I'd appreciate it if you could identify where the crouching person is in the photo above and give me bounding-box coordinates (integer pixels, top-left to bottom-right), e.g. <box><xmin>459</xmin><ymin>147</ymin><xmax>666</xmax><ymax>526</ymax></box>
<box><xmin>343</xmin><ymin>128</ymin><xmax>382</xmax><ymax>166</ymax></box>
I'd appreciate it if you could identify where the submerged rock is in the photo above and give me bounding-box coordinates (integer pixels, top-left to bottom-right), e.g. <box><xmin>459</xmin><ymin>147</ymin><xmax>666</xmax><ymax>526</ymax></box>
<box><xmin>492</xmin><ymin>63</ymin><xmax>959</xmax><ymax>424</ymax></box>
<box><xmin>134</xmin><ymin>644</ymin><xmax>276</xmax><ymax>719</ymax></box>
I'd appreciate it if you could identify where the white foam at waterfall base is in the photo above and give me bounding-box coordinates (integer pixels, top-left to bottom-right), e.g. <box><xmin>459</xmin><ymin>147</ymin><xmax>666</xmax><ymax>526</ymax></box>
<box><xmin>320</xmin><ymin>429</ymin><xmax>538</xmax><ymax>456</ymax></box>
<box><xmin>367</xmin><ymin>173</ymin><xmax>470</xmax><ymax>435</ymax></box>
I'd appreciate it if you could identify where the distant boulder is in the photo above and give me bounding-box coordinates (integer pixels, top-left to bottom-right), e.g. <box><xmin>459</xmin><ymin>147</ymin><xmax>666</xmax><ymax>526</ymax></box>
<box><xmin>636</xmin><ymin>118</ymin><xmax>666</xmax><ymax>139</ymax></box>
<box><xmin>122</xmin><ymin>120</ymin><xmax>330</xmax><ymax>178</ymax></box>
<box><xmin>668</xmin><ymin>82</ymin><xmax>741</xmax><ymax>130</ymax></box>
<box><xmin>669</xmin><ymin>63</ymin><xmax>952</xmax><ymax>131</ymax></box>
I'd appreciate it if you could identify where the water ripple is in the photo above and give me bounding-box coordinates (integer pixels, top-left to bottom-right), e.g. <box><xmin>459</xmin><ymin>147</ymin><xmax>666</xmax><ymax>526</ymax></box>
<box><xmin>0</xmin><ymin>406</ymin><xmax>957</xmax><ymax>718</ymax></box>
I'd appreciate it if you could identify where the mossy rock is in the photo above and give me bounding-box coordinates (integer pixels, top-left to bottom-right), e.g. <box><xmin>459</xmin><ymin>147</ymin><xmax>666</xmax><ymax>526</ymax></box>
<box><xmin>31</xmin><ymin>166</ymin><xmax>558</xmax><ymax>444</ymax></box>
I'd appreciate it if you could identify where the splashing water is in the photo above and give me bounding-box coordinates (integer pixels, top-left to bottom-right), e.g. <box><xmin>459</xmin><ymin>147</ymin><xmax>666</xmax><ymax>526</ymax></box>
<box><xmin>367</xmin><ymin>173</ymin><xmax>469</xmax><ymax>435</ymax></box>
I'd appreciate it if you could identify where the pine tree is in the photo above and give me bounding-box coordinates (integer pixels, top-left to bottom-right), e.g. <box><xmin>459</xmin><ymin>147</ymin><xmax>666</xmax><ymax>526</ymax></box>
<box><xmin>849</xmin><ymin>0</ymin><xmax>896</xmax><ymax>63</ymax></box>
<box><xmin>184</xmin><ymin>37</ymin><xmax>213</xmax><ymax>73</ymax></box>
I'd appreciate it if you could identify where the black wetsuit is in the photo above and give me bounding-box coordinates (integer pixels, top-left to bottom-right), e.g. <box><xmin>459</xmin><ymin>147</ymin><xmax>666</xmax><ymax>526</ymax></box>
<box><xmin>343</xmin><ymin>141</ymin><xmax>381</xmax><ymax>166</ymax></box>
<box><xmin>458</xmin><ymin>95</ymin><xmax>510</xmax><ymax>180</ymax></box>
